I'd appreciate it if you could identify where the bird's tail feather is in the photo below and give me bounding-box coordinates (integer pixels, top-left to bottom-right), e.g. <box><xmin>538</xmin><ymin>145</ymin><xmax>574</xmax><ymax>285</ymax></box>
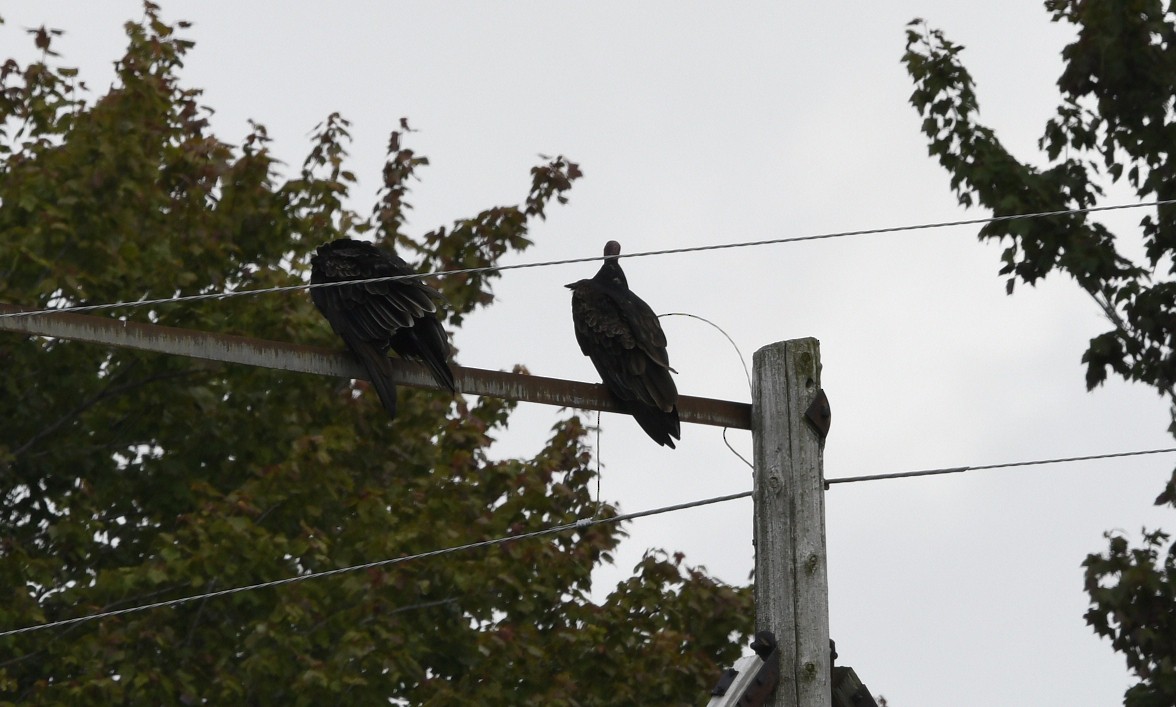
<box><xmin>629</xmin><ymin>403</ymin><xmax>681</xmax><ymax>449</ymax></box>
<box><xmin>391</xmin><ymin>327</ymin><xmax>456</xmax><ymax>394</ymax></box>
<box><xmin>345</xmin><ymin>335</ymin><xmax>399</xmax><ymax>418</ymax></box>
<box><xmin>423</xmin><ymin>354</ymin><xmax>457</xmax><ymax>394</ymax></box>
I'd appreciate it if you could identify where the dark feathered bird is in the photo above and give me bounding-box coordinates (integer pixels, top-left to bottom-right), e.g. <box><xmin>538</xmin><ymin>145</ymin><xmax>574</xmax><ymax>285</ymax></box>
<box><xmin>310</xmin><ymin>238</ymin><xmax>456</xmax><ymax>418</ymax></box>
<box><xmin>567</xmin><ymin>240</ymin><xmax>680</xmax><ymax>447</ymax></box>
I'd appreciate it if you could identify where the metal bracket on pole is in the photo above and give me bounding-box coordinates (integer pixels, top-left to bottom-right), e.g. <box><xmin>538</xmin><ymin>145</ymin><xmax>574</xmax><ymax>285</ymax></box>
<box><xmin>804</xmin><ymin>389</ymin><xmax>831</xmax><ymax>440</ymax></box>
<box><xmin>707</xmin><ymin>631</ymin><xmax>780</xmax><ymax>707</ymax></box>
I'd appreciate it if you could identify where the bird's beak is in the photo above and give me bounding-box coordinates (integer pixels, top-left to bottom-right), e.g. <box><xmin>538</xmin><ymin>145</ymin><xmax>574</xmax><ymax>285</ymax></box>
<box><xmin>564</xmin><ymin>283</ymin><xmax>575</xmax><ymax>289</ymax></box>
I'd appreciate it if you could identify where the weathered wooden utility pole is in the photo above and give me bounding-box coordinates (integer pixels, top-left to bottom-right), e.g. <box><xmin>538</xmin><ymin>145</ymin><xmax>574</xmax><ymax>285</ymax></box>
<box><xmin>752</xmin><ymin>338</ymin><xmax>830</xmax><ymax>707</ymax></box>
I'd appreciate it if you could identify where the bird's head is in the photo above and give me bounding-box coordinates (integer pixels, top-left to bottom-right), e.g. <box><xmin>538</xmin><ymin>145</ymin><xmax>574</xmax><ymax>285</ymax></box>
<box><xmin>567</xmin><ymin>240</ymin><xmax>628</xmax><ymax>290</ymax></box>
<box><xmin>594</xmin><ymin>240</ymin><xmax>627</xmax><ymax>288</ymax></box>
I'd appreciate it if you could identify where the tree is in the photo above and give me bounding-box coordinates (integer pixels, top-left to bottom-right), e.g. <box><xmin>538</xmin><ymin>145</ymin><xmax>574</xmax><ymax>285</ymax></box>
<box><xmin>0</xmin><ymin>5</ymin><xmax>752</xmax><ymax>704</ymax></box>
<box><xmin>904</xmin><ymin>2</ymin><xmax>1176</xmax><ymax>704</ymax></box>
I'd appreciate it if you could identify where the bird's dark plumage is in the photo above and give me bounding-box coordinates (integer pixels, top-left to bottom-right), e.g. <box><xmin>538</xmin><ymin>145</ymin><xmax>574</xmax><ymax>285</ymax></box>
<box><xmin>567</xmin><ymin>240</ymin><xmax>680</xmax><ymax>447</ymax></box>
<box><xmin>310</xmin><ymin>238</ymin><xmax>455</xmax><ymax>418</ymax></box>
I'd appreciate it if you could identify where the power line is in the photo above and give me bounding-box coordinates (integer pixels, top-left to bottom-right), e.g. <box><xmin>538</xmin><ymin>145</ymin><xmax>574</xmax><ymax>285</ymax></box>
<box><xmin>2</xmin><ymin>198</ymin><xmax>1172</xmax><ymax>321</ymax></box>
<box><xmin>658</xmin><ymin>311</ymin><xmax>755</xmax><ymax>470</ymax></box>
<box><xmin>2</xmin><ymin>444</ymin><xmax>1171</xmax><ymax>639</ymax></box>
<box><xmin>0</xmin><ymin>490</ymin><xmax>753</xmax><ymax>640</ymax></box>
<box><xmin>825</xmin><ymin>446</ymin><xmax>1176</xmax><ymax>485</ymax></box>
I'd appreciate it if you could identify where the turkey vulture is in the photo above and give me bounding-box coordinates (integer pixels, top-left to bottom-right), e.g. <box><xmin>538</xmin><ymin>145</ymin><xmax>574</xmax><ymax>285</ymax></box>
<box><xmin>567</xmin><ymin>241</ymin><xmax>680</xmax><ymax>447</ymax></box>
<box><xmin>310</xmin><ymin>238</ymin><xmax>456</xmax><ymax>418</ymax></box>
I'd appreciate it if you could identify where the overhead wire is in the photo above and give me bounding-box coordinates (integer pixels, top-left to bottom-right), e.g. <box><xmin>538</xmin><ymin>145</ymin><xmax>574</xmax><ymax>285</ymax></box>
<box><xmin>2</xmin><ymin>198</ymin><xmax>1174</xmax><ymax>321</ymax></box>
<box><xmin>659</xmin><ymin>311</ymin><xmax>754</xmax><ymax>470</ymax></box>
<box><xmin>825</xmin><ymin>446</ymin><xmax>1176</xmax><ymax>484</ymax></box>
<box><xmin>2</xmin><ymin>444</ymin><xmax>1173</xmax><ymax>640</ymax></box>
<box><xmin>0</xmin><ymin>490</ymin><xmax>753</xmax><ymax>640</ymax></box>
<box><xmin>659</xmin><ymin>312</ymin><xmax>752</xmax><ymax>393</ymax></box>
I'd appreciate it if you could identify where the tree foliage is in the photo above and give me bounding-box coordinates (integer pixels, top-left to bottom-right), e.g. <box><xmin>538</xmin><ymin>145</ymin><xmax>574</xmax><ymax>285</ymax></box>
<box><xmin>0</xmin><ymin>5</ymin><xmax>751</xmax><ymax>704</ymax></box>
<box><xmin>904</xmin><ymin>2</ymin><xmax>1176</xmax><ymax>704</ymax></box>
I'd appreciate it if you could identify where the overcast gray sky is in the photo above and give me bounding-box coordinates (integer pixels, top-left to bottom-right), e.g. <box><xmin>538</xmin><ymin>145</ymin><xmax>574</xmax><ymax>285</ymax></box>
<box><xmin>4</xmin><ymin>2</ymin><xmax>1173</xmax><ymax>705</ymax></box>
